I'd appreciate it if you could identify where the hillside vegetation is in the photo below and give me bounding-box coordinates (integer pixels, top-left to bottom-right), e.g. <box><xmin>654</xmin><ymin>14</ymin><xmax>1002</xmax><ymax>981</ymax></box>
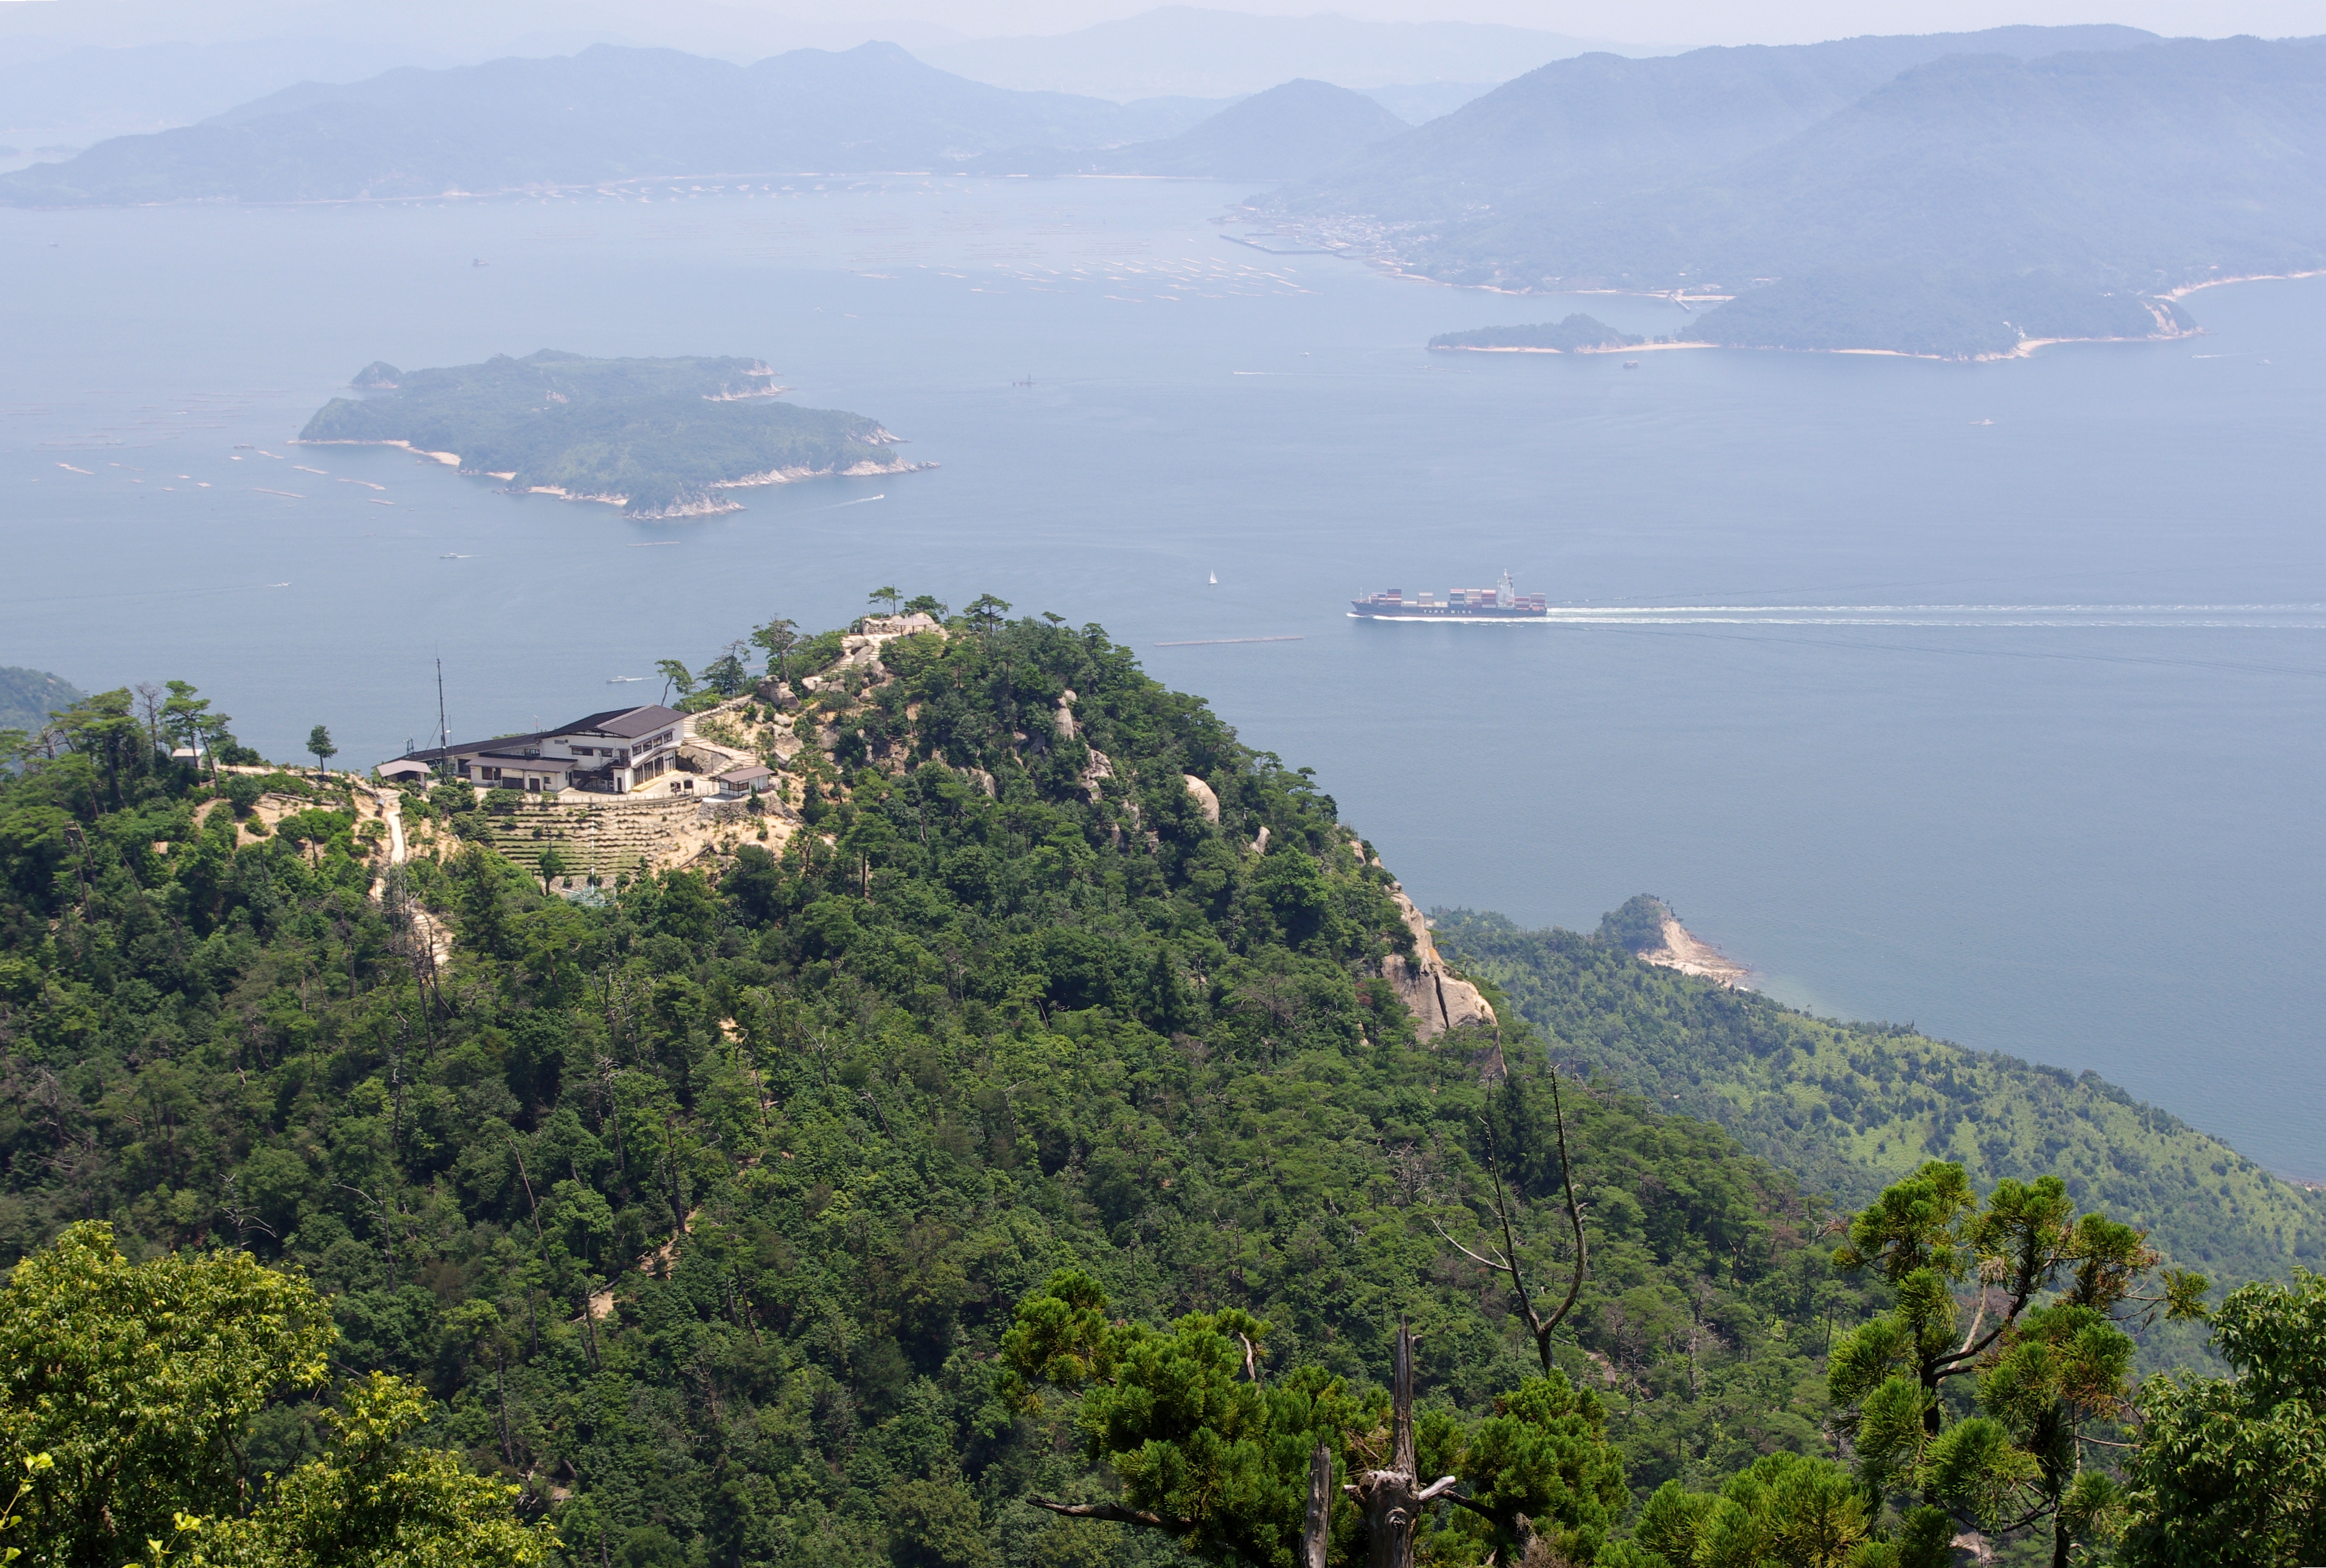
<box><xmin>0</xmin><ymin>666</ymin><xmax>84</xmax><ymax>737</ymax></box>
<box><xmin>0</xmin><ymin>618</ymin><xmax>2306</xmax><ymax>1565</ymax></box>
<box><xmin>299</xmin><ymin>350</ymin><xmax>916</xmax><ymax>517</ymax></box>
<box><xmin>1434</xmin><ymin>904</ymin><xmax>2324</xmax><ymax>1292</ymax></box>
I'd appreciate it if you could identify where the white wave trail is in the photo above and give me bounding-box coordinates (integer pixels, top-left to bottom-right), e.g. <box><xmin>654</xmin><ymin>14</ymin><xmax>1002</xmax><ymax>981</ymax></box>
<box><xmin>1534</xmin><ymin>604</ymin><xmax>2326</xmax><ymax>628</ymax></box>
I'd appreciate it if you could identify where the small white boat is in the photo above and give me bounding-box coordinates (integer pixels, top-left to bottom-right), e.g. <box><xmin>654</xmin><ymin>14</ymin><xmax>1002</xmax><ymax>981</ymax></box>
<box><xmin>1208</xmin><ymin>571</ymin><xmax>1218</xmax><ymax>585</ymax></box>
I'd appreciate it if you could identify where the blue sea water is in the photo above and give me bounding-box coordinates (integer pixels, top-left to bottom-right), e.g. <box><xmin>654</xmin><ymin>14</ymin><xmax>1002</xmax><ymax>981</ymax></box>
<box><xmin>3</xmin><ymin>178</ymin><xmax>2322</xmax><ymax>1177</ymax></box>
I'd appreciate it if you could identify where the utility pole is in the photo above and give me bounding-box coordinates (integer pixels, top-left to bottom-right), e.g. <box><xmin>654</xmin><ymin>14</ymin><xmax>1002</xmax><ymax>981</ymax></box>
<box><xmin>435</xmin><ymin>655</ymin><xmax>451</xmax><ymax>779</ymax></box>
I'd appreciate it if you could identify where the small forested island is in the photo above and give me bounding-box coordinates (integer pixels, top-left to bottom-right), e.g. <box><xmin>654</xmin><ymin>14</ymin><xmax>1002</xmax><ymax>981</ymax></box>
<box><xmin>1</xmin><ymin>607</ymin><xmax>2319</xmax><ymax>1566</ymax></box>
<box><xmin>1429</xmin><ymin>313</ymin><xmax>1644</xmax><ymax>353</ymax></box>
<box><xmin>298</xmin><ymin>349</ymin><xmax>931</xmax><ymax>518</ymax></box>
<box><xmin>1682</xmin><ymin>269</ymin><xmax>2197</xmax><ymax>360</ymax></box>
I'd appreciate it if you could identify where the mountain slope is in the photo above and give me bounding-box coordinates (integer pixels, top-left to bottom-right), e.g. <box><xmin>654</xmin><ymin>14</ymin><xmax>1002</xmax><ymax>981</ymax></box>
<box><xmin>0</xmin><ymin>667</ymin><xmax>84</xmax><ymax>735</ymax></box>
<box><xmin>1433</xmin><ymin>906</ymin><xmax>2326</xmax><ymax>1293</ymax></box>
<box><xmin>1452</xmin><ymin>39</ymin><xmax>2326</xmax><ymax>295</ymax></box>
<box><xmin>0</xmin><ymin>41</ymin><xmax>1215</xmax><ymax>204</ymax></box>
<box><xmin>1102</xmin><ymin>78</ymin><xmax>1409</xmax><ymax>180</ymax></box>
<box><xmin>1268</xmin><ymin>28</ymin><xmax>2326</xmax><ymax>355</ymax></box>
<box><xmin>1268</xmin><ymin>25</ymin><xmax>2161</xmax><ymax>225</ymax></box>
<box><xmin>0</xmin><ymin>613</ymin><xmax>1895</xmax><ymax>1525</ymax></box>
<box><xmin>2</xmin><ymin>614</ymin><xmax>2307</xmax><ymax>1556</ymax></box>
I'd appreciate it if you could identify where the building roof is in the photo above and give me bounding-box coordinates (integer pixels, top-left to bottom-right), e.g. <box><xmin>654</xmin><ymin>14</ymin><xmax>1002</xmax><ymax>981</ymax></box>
<box><xmin>561</xmin><ymin>704</ymin><xmax>685</xmax><ymax>739</ymax></box>
<box><xmin>715</xmin><ymin>763</ymin><xmax>776</xmax><ymax>786</ymax></box>
<box><xmin>396</xmin><ymin>704</ymin><xmax>685</xmax><ymax>765</ymax></box>
<box><xmin>401</xmin><ymin>732</ymin><xmax>550</xmax><ymax>765</ymax></box>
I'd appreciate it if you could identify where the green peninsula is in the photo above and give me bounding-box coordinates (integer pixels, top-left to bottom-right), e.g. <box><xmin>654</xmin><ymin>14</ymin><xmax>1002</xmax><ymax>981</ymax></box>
<box><xmin>297</xmin><ymin>349</ymin><xmax>928</xmax><ymax>518</ymax></box>
<box><xmin>1429</xmin><ymin>313</ymin><xmax>1644</xmax><ymax>353</ymax></box>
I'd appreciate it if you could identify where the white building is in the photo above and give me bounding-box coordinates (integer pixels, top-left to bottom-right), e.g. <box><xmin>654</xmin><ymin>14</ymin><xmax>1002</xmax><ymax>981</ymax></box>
<box><xmin>388</xmin><ymin>704</ymin><xmax>689</xmax><ymax>794</ymax></box>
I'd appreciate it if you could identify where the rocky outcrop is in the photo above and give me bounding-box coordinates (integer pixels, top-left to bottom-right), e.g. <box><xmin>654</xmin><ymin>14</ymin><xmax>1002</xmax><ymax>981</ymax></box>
<box><xmin>1080</xmin><ymin>747</ymin><xmax>1113</xmax><ymax>803</ymax></box>
<box><xmin>1184</xmin><ymin>774</ymin><xmax>1220</xmax><ymax>823</ymax></box>
<box><xmin>858</xmin><ymin>612</ymin><xmax>943</xmax><ymax>640</ymax></box>
<box><xmin>803</xmin><ymin>615</ymin><xmax>944</xmax><ymax>693</ymax></box>
<box><xmin>1054</xmin><ymin>689</ymin><xmax>1078</xmax><ymax>742</ymax></box>
<box><xmin>1382</xmin><ymin>883</ymin><xmax>1497</xmax><ymax>1041</ymax></box>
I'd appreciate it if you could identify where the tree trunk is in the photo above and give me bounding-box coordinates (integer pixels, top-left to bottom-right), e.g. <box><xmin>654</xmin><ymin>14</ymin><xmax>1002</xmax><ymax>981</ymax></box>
<box><xmin>1350</xmin><ymin>1320</ymin><xmax>1459</xmax><ymax>1568</ymax></box>
<box><xmin>1302</xmin><ymin>1441</ymin><xmax>1333</xmax><ymax>1568</ymax></box>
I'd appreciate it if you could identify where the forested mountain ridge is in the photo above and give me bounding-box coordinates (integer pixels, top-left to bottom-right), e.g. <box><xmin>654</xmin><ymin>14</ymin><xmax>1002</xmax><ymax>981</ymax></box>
<box><xmin>0</xmin><ymin>613</ymin><xmax>2303</xmax><ymax>1565</ymax></box>
<box><xmin>1435</xmin><ymin>905</ymin><xmax>2324</xmax><ymax>1293</ymax></box>
<box><xmin>0</xmin><ymin>614</ymin><xmax>1884</xmax><ymax>1560</ymax></box>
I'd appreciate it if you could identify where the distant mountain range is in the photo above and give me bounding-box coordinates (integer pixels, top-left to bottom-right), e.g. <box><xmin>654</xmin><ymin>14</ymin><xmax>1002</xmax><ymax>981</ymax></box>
<box><xmin>8</xmin><ymin>23</ymin><xmax>2325</xmax><ymax>358</ymax></box>
<box><xmin>0</xmin><ymin>3</ymin><xmax>1643</xmax><ymax>151</ymax></box>
<box><xmin>1258</xmin><ymin>28</ymin><xmax>2326</xmax><ymax>356</ymax></box>
<box><xmin>0</xmin><ymin>43</ymin><xmax>1239</xmax><ymax>204</ymax></box>
<box><xmin>1096</xmin><ymin>80</ymin><xmax>1408</xmax><ymax>179</ymax></box>
<box><xmin>0</xmin><ymin>40</ymin><xmax>1439</xmax><ymax>203</ymax></box>
<box><xmin>916</xmin><ymin>6</ymin><xmax>1667</xmax><ymax>99</ymax></box>
<box><xmin>974</xmin><ymin>80</ymin><xmax>1412</xmax><ymax>182</ymax></box>
<box><xmin>0</xmin><ymin>38</ymin><xmax>453</xmax><ymax>149</ymax></box>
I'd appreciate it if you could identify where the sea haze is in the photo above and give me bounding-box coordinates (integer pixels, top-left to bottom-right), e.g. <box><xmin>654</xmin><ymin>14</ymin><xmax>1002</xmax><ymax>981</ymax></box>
<box><xmin>2</xmin><ymin>179</ymin><xmax>2321</xmax><ymax>1178</ymax></box>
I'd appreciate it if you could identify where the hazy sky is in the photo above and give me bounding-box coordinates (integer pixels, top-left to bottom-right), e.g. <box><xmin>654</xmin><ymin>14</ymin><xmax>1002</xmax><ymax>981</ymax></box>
<box><xmin>3</xmin><ymin>0</ymin><xmax>2318</xmax><ymax>51</ymax></box>
<box><xmin>770</xmin><ymin>0</ymin><xmax>2323</xmax><ymax>44</ymax></box>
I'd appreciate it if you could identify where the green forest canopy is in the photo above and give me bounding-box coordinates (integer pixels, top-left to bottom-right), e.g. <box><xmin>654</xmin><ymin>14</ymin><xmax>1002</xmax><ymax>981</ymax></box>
<box><xmin>0</xmin><ymin>614</ymin><xmax>2315</xmax><ymax>1565</ymax></box>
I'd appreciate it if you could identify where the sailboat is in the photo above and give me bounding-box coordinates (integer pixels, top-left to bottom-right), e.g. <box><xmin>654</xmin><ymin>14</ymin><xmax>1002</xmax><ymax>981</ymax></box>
<box><xmin>1208</xmin><ymin>571</ymin><xmax>1217</xmax><ymax>585</ymax></box>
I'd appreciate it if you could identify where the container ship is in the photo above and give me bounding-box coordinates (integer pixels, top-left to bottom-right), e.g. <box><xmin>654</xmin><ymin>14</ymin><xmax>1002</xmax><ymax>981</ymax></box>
<box><xmin>1350</xmin><ymin>570</ymin><xmax>1548</xmax><ymax>619</ymax></box>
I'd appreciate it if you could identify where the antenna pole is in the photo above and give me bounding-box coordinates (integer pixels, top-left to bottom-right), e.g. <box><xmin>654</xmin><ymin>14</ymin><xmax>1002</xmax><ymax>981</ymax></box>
<box><xmin>435</xmin><ymin>656</ymin><xmax>450</xmax><ymax>777</ymax></box>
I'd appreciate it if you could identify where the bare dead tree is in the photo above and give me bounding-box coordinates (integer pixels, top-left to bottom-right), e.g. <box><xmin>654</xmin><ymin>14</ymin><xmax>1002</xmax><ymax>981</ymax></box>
<box><xmin>217</xmin><ymin>1173</ymin><xmax>275</xmax><ymax>1251</ymax></box>
<box><xmin>1431</xmin><ymin>1073</ymin><xmax>1589</xmax><ymax>1377</ymax></box>
<box><xmin>1301</xmin><ymin>1442</ymin><xmax>1333</xmax><ymax>1568</ymax></box>
<box><xmin>1347</xmin><ymin>1320</ymin><xmax>1462</xmax><ymax>1568</ymax></box>
<box><xmin>1026</xmin><ymin>1328</ymin><xmax>1464</xmax><ymax>1568</ymax></box>
<box><xmin>510</xmin><ymin>1135</ymin><xmax>546</xmax><ymax>1250</ymax></box>
<box><xmin>335</xmin><ymin>1183</ymin><xmax>400</xmax><ymax>1290</ymax></box>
